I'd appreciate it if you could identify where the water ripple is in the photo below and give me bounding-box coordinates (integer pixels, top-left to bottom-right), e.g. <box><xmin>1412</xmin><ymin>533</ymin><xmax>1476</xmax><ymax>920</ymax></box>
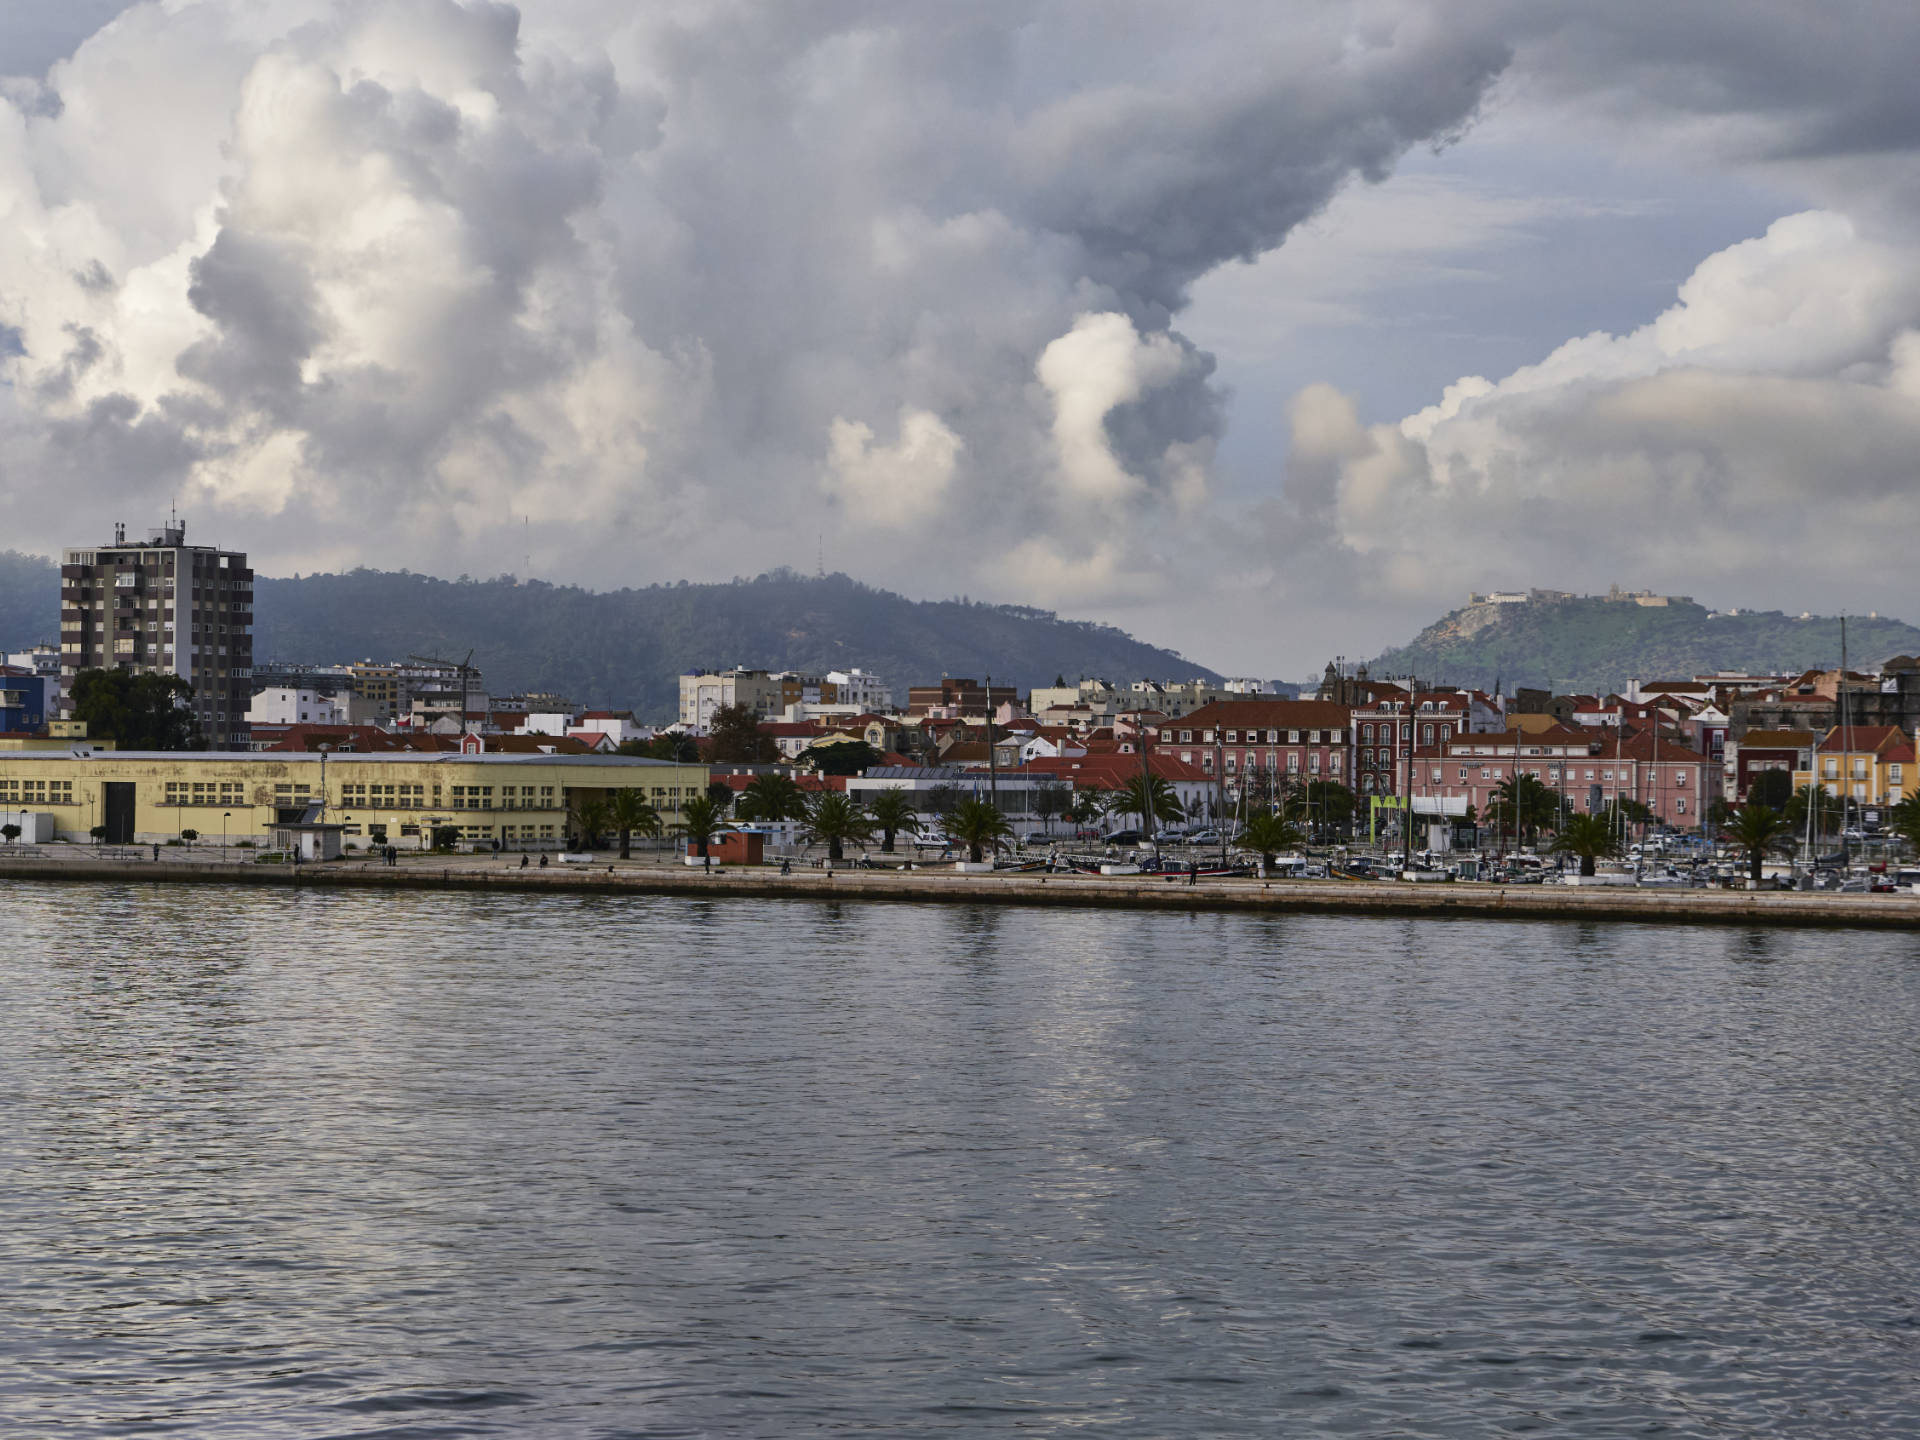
<box><xmin>1</xmin><ymin>882</ymin><xmax>1917</xmax><ymax>1435</ymax></box>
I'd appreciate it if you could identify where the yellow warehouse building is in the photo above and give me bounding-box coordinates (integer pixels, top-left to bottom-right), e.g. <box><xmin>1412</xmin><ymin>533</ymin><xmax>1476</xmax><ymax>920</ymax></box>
<box><xmin>0</xmin><ymin>750</ymin><xmax>709</xmax><ymax>849</ymax></box>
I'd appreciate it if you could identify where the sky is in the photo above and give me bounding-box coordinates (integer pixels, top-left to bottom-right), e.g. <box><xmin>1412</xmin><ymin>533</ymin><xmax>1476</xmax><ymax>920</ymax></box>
<box><xmin>1</xmin><ymin>2</ymin><xmax>1917</xmax><ymax>680</ymax></box>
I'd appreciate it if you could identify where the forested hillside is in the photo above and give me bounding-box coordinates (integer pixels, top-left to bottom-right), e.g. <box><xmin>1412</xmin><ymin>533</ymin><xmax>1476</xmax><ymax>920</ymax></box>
<box><xmin>0</xmin><ymin>553</ymin><xmax>1217</xmax><ymax>716</ymax></box>
<box><xmin>251</xmin><ymin>569</ymin><xmax>1217</xmax><ymax>718</ymax></box>
<box><xmin>1367</xmin><ymin>596</ymin><xmax>1920</xmax><ymax>696</ymax></box>
<box><xmin>0</xmin><ymin>550</ymin><xmax>59</xmax><ymax>641</ymax></box>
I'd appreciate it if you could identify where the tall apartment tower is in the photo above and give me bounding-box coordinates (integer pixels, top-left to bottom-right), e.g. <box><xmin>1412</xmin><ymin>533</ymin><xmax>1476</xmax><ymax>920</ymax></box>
<box><xmin>60</xmin><ymin>521</ymin><xmax>254</xmax><ymax>749</ymax></box>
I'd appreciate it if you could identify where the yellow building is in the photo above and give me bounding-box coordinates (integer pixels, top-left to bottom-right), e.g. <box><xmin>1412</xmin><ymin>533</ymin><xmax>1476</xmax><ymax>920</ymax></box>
<box><xmin>1791</xmin><ymin>725</ymin><xmax>1915</xmax><ymax>809</ymax></box>
<box><xmin>0</xmin><ymin>750</ymin><xmax>708</xmax><ymax>849</ymax></box>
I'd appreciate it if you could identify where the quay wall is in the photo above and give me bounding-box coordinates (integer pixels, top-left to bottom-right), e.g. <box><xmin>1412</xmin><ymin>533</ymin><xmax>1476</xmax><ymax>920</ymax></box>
<box><xmin>4</xmin><ymin>856</ymin><xmax>1920</xmax><ymax>930</ymax></box>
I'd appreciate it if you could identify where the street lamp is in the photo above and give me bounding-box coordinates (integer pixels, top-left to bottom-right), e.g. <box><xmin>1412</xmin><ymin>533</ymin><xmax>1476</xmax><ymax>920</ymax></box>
<box><xmin>222</xmin><ymin>810</ymin><xmax>230</xmax><ymax>857</ymax></box>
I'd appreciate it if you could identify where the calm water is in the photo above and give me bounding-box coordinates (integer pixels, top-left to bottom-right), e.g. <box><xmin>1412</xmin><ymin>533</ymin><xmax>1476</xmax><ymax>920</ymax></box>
<box><xmin>3</xmin><ymin>884</ymin><xmax>1918</xmax><ymax>1437</ymax></box>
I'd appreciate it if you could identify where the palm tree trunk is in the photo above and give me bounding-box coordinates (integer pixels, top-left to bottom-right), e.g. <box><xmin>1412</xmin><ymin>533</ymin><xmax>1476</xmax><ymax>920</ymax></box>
<box><xmin>970</xmin><ymin>841</ymin><xmax>983</xmax><ymax>864</ymax></box>
<box><xmin>620</xmin><ymin>828</ymin><xmax>632</xmax><ymax>859</ymax></box>
<box><xmin>1750</xmin><ymin>848</ymin><xmax>1762</xmax><ymax>886</ymax></box>
<box><xmin>1581</xmin><ymin>854</ymin><xmax>1595</xmax><ymax>877</ymax></box>
<box><xmin>882</xmin><ymin>829</ymin><xmax>895</xmax><ymax>853</ymax></box>
<box><xmin>830</xmin><ymin>838</ymin><xmax>843</xmax><ymax>862</ymax></box>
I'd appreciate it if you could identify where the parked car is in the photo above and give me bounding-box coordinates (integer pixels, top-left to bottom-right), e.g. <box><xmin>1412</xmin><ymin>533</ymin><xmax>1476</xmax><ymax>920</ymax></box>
<box><xmin>1103</xmin><ymin>829</ymin><xmax>1142</xmax><ymax>846</ymax></box>
<box><xmin>1185</xmin><ymin>828</ymin><xmax>1221</xmax><ymax>846</ymax></box>
<box><xmin>1020</xmin><ymin>831</ymin><xmax>1051</xmax><ymax>845</ymax></box>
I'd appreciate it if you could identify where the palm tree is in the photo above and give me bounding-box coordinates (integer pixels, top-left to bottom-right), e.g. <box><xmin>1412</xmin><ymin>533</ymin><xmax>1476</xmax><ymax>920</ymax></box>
<box><xmin>801</xmin><ymin>791</ymin><xmax>874</xmax><ymax>863</ymax></box>
<box><xmin>574</xmin><ymin>795</ymin><xmax>612</xmax><ymax>850</ymax></box>
<box><xmin>1238</xmin><ymin>811</ymin><xmax>1303</xmax><ymax>877</ymax></box>
<box><xmin>1112</xmin><ymin>773</ymin><xmax>1184</xmax><ymax>832</ymax></box>
<box><xmin>677</xmin><ymin>793</ymin><xmax>731</xmax><ymax>866</ymax></box>
<box><xmin>1889</xmin><ymin>789</ymin><xmax>1920</xmax><ymax>852</ymax></box>
<box><xmin>945</xmin><ymin>796</ymin><xmax>1013</xmax><ymax>864</ymax></box>
<box><xmin>606</xmin><ymin>787</ymin><xmax>662</xmax><ymax>859</ymax></box>
<box><xmin>1549</xmin><ymin>813</ymin><xmax>1620</xmax><ymax>877</ymax></box>
<box><xmin>1782</xmin><ymin>784</ymin><xmax>1840</xmax><ymax>844</ymax></box>
<box><xmin>736</xmin><ymin>773</ymin><xmax>809</xmax><ymax>823</ymax></box>
<box><xmin>1724</xmin><ymin>803</ymin><xmax>1795</xmax><ymax>887</ymax></box>
<box><xmin>866</xmin><ymin>786</ymin><xmax>920</xmax><ymax>853</ymax></box>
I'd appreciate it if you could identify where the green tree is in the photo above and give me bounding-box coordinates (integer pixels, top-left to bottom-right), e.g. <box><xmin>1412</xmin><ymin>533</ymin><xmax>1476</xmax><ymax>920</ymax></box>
<box><xmin>90</xmin><ymin>824</ymin><xmax>108</xmax><ymax>847</ymax></box>
<box><xmin>574</xmin><ymin>795</ymin><xmax>612</xmax><ymax>849</ymax></box>
<box><xmin>623</xmin><ymin>733</ymin><xmax>700</xmax><ymax>762</ymax></box>
<box><xmin>1549</xmin><ymin>812</ymin><xmax>1621</xmax><ymax>877</ymax></box>
<box><xmin>737</xmin><ymin>773</ymin><xmax>809</xmax><ymax>822</ymax></box>
<box><xmin>1111</xmin><ymin>773</ymin><xmax>1184</xmax><ymax>832</ymax></box>
<box><xmin>1782</xmin><ymin>784</ymin><xmax>1840</xmax><ymax>842</ymax></box>
<box><xmin>923</xmin><ymin>782</ymin><xmax>964</xmax><ymax>820</ymax></box>
<box><xmin>945</xmin><ymin>796</ymin><xmax>1013</xmax><ymax>864</ymax></box>
<box><xmin>1031</xmin><ymin>782</ymin><xmax>1070</xmax><ymax>834</ymax></box>
<box><xmin>865</xmin><ymin>786</ymin><xmax>920</xmax><ymax>853</ymax></box>
<box><xmin>800</xmin><ymin>739</ymin><xmax>881</xmax><ymax>776</ymax></box>
<box><xmin>1238</xmin><ymin>811</ymin><xmax>1303</xmax><ymax>876</ymax></box>
<box><xmin>180</xmin><ymin>828</ymin><xmax>199</xmax><ymax>848</ymax></box>
<box><xmin>801</xmin><ymin>791</ymin><xmax>874</xmax><ymax>862</ymax></box>
<box><xmin>607</xmin><ymin>787</ymin><xmax>663</xmax><ymax>859</ymax></box>
<box><xmin>1724</xmin><ymin>803</ymin><xmax>1795</xmax><ymax>886</ymax></box>
<box><xmin>1068</xmin><ymin>791</ymin><xmax>1103</xmax><ymax>831</ymax></box>
<box><xmin>1</xmin><ymin>823</ymin><xmax>20</xmax><ymax>846</ymax></box>
<box><xmin>70</xmin><ymin>668</ymin><xmax>204</xmax><ymax>750</ymax></box>
<box><xmin>706</xmin><ymin>780</ymin><xmax>735</xmax><ymax>810</ymax></box>
<box><xmin>1746</xmin><ymin>768</ymin><xmax>1794</xmax><ymax>810</ymax></box>
<box><xmin>707</xmin><ymin>703</ymin><xmax>776</xmax><ymax>763</ymax></box>
<box><xmin>1599</xmin><ymin>796</ymin><xmax>1653</xmax><ymax>832</ymax></box>
<box><xmin>1486</xmin><ymin>773</ymin><xmax>1558</xmax><ymax>845</ymax></box>
<box><xmin>677</xmin><ymin>793</ymin><xmax>731</xmax><ymax>864</ymax></box>
<box><xmin>1284</xmin><ymin>778</ymin><xmax>1356</xmax><ymax>837</ymax></box>
<box><xmin>1887</xmin><ymin>789</ymin><xmax>1920</xmax><ymax>852</ymax></box>
<box><xmin>1240</xmin><ymin>765</ymin><xmax>1279</xmax><ymax>813</ymax></box>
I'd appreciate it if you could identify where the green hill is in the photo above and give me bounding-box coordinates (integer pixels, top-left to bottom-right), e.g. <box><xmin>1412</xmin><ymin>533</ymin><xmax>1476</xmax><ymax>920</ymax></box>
<box><xmin>1366</xmin><ymin>596</ymin><xmax>1920</xmax><ymax>697</ymax></box>
<box><xmin>0</xmin><ymin>550</ymin><xmax>58</xmax><ymax>642</ymax></box>
<box><xmin>0</xmin><ymin>552</ymin><xmax>1219</xmax><ymax>718</ymax></box>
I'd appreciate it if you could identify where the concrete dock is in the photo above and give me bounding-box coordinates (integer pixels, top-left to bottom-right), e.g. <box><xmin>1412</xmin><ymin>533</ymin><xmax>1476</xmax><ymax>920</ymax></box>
<box><xmin>4</xmin><ymin>853</ymin><xmax>1919</xmax><ymax>929</ymax></box>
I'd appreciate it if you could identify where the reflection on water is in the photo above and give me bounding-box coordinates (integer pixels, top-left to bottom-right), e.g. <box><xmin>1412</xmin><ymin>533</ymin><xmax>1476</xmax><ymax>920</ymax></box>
<box><xmin>2</xmin><ymin>882</ymin><xmax>1918</xmax><ymax>1437</ymax></box>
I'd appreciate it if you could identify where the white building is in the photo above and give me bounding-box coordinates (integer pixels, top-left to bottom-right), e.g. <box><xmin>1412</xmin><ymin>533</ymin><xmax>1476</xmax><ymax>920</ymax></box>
<box><xmin>576</xmin><ymin>710</ymin><xmax>650</xmax><ymax>745</ymax></box>
<box><xmin>826</xmin><ymin>668</ymin><xmax>893</xmax><ymax>713</ymax></box>
<box><xmin>246</xmin><ymin>686</ymin><xmax>342</xmax><ymax>726</ymax></box>
<box><xmin>679</xmin><ymin>669</ymin><xmax>786</xmax><ymax>731</ymax></box>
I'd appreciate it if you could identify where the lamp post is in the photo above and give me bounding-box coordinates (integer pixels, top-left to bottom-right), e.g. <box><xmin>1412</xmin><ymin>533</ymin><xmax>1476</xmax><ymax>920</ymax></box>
<box><xmin>222</xmin><ymin>810</ymin><xmax>230</xmax><ymax>858</ymax></box>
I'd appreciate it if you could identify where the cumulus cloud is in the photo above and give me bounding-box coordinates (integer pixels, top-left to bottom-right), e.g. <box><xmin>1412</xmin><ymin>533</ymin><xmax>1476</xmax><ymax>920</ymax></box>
<box><xmin>0</xmin><ymin>0</ymin><xmax>1513</xmax><ymax>609</ymax></box>
<box><xmin>821</xmin><ymin>408</ymin><xmax>962</xmax><ymax>532</ymax></box>
<box><xmin>5</xmin><ymin>0</ymin><xmax>1920</xmax><ymax>675</ymax></box>
<box><xmin>1283</xmin><ymin>209</ymin><xmax>1920</xmax><ymax>625</ymax></box>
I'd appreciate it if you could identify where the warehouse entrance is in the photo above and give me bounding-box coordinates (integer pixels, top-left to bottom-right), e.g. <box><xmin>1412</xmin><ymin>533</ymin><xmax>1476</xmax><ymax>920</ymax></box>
<box><xmin>103</xmin><ymin>782</ymin><xmax>136</xmax><ymax>845</ymax></box>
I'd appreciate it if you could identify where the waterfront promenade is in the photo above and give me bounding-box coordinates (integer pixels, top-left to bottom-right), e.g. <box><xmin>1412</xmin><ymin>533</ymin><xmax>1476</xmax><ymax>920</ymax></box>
<box><xmin>4</xmin><ymin>850</ymin><xmax>1918</xmax><ymax>929</ymax></box>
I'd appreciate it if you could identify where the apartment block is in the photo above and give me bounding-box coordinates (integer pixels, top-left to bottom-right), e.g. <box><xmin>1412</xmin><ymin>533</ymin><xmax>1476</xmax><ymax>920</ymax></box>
<box><xmin>59</xmin><ymin>521</ymin><xmax>253</xmax><ymax>749</ymax></box>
